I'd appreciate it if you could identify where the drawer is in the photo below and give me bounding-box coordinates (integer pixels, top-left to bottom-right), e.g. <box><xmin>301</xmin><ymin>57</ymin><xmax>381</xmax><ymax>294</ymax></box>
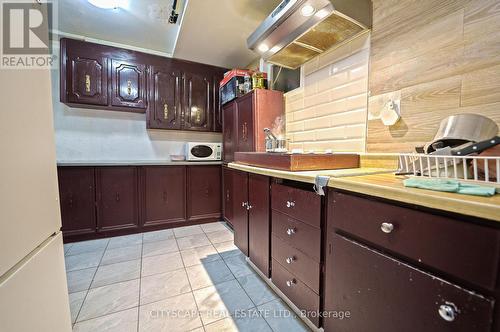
<box><xmin>271</xmin><ymin>183</ymin><xmax>321</xmax><ymax>228</ymax></box>
<box><xmin>272</xmin><ymin>210</ymin><xmax>321</xmax><ymax>261</ymax></box>
<box><xmin>324</xmin><ymin>233</ymin><xmax>494</xmax><ymax>332</ymax></box>
<box><xmin>272</xmin><ymin>234</ymin><xmax>320</xmax><ymax>294</ymax></box>
<box><xmin>272</xmin><ymin>259</ymin><xmax>320</xmax><ymax>327</ymax></box>
<box><xmin>329</xmin><ymin>191</ymin><xmax>500</xmax><ymax>290</ymax></box>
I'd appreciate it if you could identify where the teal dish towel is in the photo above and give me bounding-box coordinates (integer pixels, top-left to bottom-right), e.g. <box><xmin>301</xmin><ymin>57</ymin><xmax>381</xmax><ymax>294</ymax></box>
<box><xmin>403</xmin><ymin>178</ymin><xmax>496</xmax><ymax>197</ymax></box>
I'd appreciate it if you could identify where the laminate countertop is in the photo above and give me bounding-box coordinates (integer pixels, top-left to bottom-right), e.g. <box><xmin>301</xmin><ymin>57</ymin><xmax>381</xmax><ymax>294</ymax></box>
<box><xmin>57</xmin><ymin>160</ymin><xmax>223</xmax><ymax>166</ymax></box>
<box><xmin>228</xmin><ymin>162</ymin><xmax>500</xmax><ymax>223</ymax></box>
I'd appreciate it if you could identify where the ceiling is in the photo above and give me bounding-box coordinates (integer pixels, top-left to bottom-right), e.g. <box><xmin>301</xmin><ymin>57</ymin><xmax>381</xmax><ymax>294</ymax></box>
<box><xmin>56</xmin><ymin>0</ymin><xmax>281</xmax><ymax>67</ymax></box>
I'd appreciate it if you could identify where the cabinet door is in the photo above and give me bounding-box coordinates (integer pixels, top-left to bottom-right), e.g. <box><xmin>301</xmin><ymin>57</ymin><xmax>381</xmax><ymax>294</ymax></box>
<box><xmin>183</xmin><ymin>71</ymin><xmax>212</xmax><ymax>131</ymax></box>
<box><xmin>57</xmin><ymin>167</ymin><xmax>96</xmax><ymax>236</ymax></box>
<box><xmin>66</xmin><ymin>54</ymin><xmax>108</xmax><ymax>105</ymax></box>
<box><xmin>223</xmin><ymin>102</ymin><xmax>237</xmax><ymax>162</ymax></box>
<box><xmin>143</xmin><ymin>166</ymin><xmax>186</xmax><ymax>227</ymax></box>
<box><xmin>236</xmin><ymin>94</ymin><xmax>254</xmax><ymax>152</ymax></box>
<box><xmin>222</xmin><ymin>167</ymin><xmax>234</xmax><ymax>226</ymax></box>
<box><xmin>111</xmin><ymin>59</ymin><xmax>147</xmax><ymax>109</ymax></box>
<box><xmin>248</xmin><ymin>174</ymin><xmax>270</xmax><ymax>277</ymax></box>
<box><xmin>186</xmin><ymin>166</ymin><xmax>221</xmax><ymax>221</ymax></box>
<box><xmin>96</xmin><ymin>167</ymin><xmax>139</xmax><ymax>232</ymax></box>
<box><xmin>323</xmin><ymin>233</ymin><xmax>494</xmax><ymax>332</ymax></box>
<box><xmin>213</xmin><ymin>72</ymin><xmax>224</xmax><ymax>132</ymax></box>
<box><xmin>148</xmin><ymin>65</ymin><xmax>183</xmax><ymax>129</ymax></box>
<box><xmin>232</xmin><ymin>170</ymin><xmax>249</xmax><ymax>256</ymax></box>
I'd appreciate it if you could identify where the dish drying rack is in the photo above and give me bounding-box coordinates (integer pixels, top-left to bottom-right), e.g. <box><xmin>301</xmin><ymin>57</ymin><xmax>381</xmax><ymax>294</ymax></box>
<box><xmin>397</xmin><ymin>153</ymin><xmax>500</xmax><ymax>188</ymax></box>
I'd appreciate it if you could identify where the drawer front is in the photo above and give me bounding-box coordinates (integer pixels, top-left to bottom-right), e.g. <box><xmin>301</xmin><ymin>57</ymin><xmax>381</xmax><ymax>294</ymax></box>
<box><xmin>272</xmin><ymin>183</ymin><xmax>321</xmax><ymax>228</ymax></box>
<box><xmin>272</xmin><ymin>234</ymin><xmax>320</xmax><ymax>294</ymax></box>
<box><xmin>272</xmin><ymin>259</ymin><xmax>320</xmax><ymax>327</ymax></box>
<box><xmin>324</xmin><ymin>233</ymin><xmax>494</xmax><ymax>332</ymax></box>
<box><xmin>272</xmin><ymin>210</ymin><xmax>321</xmax><ymax>261</ymax></box>
<box><xmin>329</xmin><ymin>191</ymin><xmax>500</xmax><ymax>290</ymax></box>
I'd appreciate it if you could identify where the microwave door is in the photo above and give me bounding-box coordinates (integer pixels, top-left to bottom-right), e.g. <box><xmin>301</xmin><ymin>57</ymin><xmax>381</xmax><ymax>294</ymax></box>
<box><xmin>191</xmin><ymin>145</ymin><xmax>214</xmax><ymax>160</ymax></box>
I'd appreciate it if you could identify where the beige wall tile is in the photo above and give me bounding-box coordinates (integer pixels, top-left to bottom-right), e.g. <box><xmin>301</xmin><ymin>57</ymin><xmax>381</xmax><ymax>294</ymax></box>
<box><xmin>287</xmin><ymin>121</ymin><xmax>304</xmax><ymax>133</ymax></box>
<box><xmin>292</xmin><ymin>107</ymin><xmax>316</xmax><ymax>121</ymax></box>
<box><xmin>304</xmin><ymin>116</ymin><xmax>332</xmax><ymax>130</ymax></box>
<box><xmin>330</xmin><ymin>109</ymin><xmax>367</xmax><ymax>126</ymax></box>
<box><xmin>304</xmin><ymin>90</ymin><xmax>330</xmax><ymax>108</ymax></box>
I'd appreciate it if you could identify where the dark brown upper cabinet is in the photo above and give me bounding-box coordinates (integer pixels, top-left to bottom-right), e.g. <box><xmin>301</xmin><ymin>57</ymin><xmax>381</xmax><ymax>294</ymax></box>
<box><xmin>110</xmin><ymin>59</ymin><xmax>147</xmax><ymax>110</ymax></box>
<box><xmin>60</xmin><ymin>38</ymin><xmax>226</xmax><ymax>131</ymax></box>
<box><xmin>183</xmin><ymin>70</ymin><xmax>212</xmax><ymax>131</ymax></box>
<box><xmin>147</xmin><ymin>64</ymin><xmax>183</xmax><ymax>130</ymax></box>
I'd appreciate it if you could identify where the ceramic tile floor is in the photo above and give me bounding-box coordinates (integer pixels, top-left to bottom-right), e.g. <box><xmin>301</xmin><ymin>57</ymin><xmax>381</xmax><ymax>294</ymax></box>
<box><xmin>64</xmin><ymin>222</ymin><xmax>311</xmax><ymax>332</ymax></box>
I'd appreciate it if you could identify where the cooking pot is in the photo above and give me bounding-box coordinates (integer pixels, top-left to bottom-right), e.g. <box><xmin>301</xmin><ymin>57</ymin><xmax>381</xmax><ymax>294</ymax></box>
<box><xmin>424</xmin><ymin>114</ymin><xmax>498</xmax><ymax>153</ymax></box>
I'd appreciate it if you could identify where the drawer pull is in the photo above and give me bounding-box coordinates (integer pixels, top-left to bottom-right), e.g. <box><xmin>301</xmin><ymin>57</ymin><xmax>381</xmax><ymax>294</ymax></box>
<box><xmin>286</xmin><ymin>200</ymin><xmax>296</xmax><ymax>208</ymax></box>
<box><xmin>438</xmin><ymin>303</ymin><xmax>458</xmax><ymax>322</ymax></box>
<box><xmin>286</xmin><ymin>228</ymin><xmax>296</xmax><ymax>236</ymax></box>
<box><xmin>286</xmin><ymin>256</ymin><xmax>295</xmax><ymax>264</ymax></box>
<box><xmin>242</xmin><ymin>202</ymin><xmax>247</xmax><ymax>208</ymax></box>
<box><xmin>286</xmin><ymin>279</ymin><xmax>297</xmax><ymax>287</ymax></box>
<box><xmin>380</xmin><ymin>222</ymin><xmax>394</xmax><ymax>234</ymax></box>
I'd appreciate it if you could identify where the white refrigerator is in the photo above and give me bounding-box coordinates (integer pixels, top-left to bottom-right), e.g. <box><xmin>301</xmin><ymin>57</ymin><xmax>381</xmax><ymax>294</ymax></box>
<box><xmin>0</xmin><ymin>8</ymin><xmax>72</xmax><ymax>332</ymax></box>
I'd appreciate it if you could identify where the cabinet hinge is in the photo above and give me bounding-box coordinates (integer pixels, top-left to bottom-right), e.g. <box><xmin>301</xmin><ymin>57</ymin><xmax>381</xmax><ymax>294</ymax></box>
<box><xmin>313</xmin><ymin>176</ymin><xmax>330</xmax><ymax>196</ymax></box>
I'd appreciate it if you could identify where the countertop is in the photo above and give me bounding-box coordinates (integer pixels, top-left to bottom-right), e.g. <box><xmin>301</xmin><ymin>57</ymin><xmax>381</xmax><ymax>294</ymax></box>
<box><xmin>228</xmin><ymin>163</ymin><xmax>500</xmax><ymax>223</ymax></box>
<box><xmin>57</xmin><ymin>160</ymin><xmax>223</xmax><ymax>166</ymax></box>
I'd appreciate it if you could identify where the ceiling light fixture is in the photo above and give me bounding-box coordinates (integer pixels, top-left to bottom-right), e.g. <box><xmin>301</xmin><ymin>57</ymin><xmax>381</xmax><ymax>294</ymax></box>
<box><xmin>258</xmin><ymin>43</ymin><xmax>269</xmax><ymax>52</ymax></box>
<box><xmin>300</xmin><ymin>4</ymin><xmax>315</xmax><ymax>17</ymax></box>
<box><xmin>87</xmin><ymin>0</ymin><xmax>128</xmax><ymax>10</ymax></box>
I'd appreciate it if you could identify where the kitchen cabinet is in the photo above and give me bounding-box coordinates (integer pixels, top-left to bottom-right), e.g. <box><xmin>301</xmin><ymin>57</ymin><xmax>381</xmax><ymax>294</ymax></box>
<box><xmin>142</xmin><ymin>166</ymin><xmax>186</xmax><ymax>227</ymax></box>
<box><xmin>183</xmin><ymin>70</ymin><xmax>212</xmax><ymax>131</ymax></box>
<box><xmin>222</xmin><ymin>89</ymin><xmax>284</xmax><ymax>162</ymax></box>
<box><xmin>222</xmin><ymin>166</ymin><xmax>234</xmax><ymax>226</ymax></box>
<box><xmin>231</xmin><ymin>170</ymin><xmax>249</xmax><ymax>256</ymax></box>
<box><xmin>222</xmin><ymin>102</ymin><xmax>237</xmax><ymax>162</ymax></box>
<box><xmin>61</xmin><ymin>39</ymin><xmax>108</xmax><ymax>106</ymax></box>
<box><xmin>213</xmin><ymin>73</ymin><xmax>224</xmax><ymax>132</ymax></box>
<box><xmin>186</xmin><ymin>166</ymin><xmax>222</xmax><ymax>221</ymax></box>
<box><xmin>110</xmin><ymin>59</ymin><xmax>147</xmax><ymax>110</ymax></box>
<box><xmin>57</xmin><ymin>167</ymin><xmax>96</xmax><ymax>236</ymax></box>
<box><xmin>323</xmin><ymin>233</ymin><xmax>494</xmax><ymax>332</ymax></box>
<box><xmin>147</xmin><ymin>64</ymin><xmax>183</xmax><ymax>130</ymax></box>
<box><xmin>95</xmin><ymin>167</ymin><xmax>140</xmax><ymax>232</ymax></box>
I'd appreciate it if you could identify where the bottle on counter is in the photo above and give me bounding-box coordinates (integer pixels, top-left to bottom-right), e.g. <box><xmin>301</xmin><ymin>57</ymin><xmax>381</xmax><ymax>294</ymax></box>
<box><xmin>243</xmin><ymin>73</ymin><xmax>252</xmax><ymax>93</ymax></box>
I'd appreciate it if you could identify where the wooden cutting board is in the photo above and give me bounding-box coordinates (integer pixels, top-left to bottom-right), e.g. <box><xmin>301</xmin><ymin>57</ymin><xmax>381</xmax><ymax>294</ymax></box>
<box><xmin>234</xmin><ymin>152</ymin><xmax>360</xmax><ymax>171</ymax></box>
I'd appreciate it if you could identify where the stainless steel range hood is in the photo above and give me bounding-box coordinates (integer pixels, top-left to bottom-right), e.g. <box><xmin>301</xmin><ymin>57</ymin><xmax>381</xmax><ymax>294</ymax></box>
<box><xmin>247</xmin><ymin>0</ymin><xmax>371</xmax><ymax>69</ymax></box>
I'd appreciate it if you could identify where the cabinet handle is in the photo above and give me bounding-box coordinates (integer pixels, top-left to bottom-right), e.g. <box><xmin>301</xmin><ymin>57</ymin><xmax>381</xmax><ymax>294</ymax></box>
<box><xmin>163</xmin><ymin>104</ymin><xmax>169</xmax><ymax>120</ymax></box>
<box><xmin>163</xmin><ymin>191</ymin><xmax>168</xmax><ymax>202</ymax></box>
<box><xmin>286</xmin><ymin>279</ymin><xmax>297</xmax><ymax>287</ymax></box>
<box><xmin>85</xmin><ymin>74</ymin><xmax>91</xmax><ymax>93</ymax></box>
<box><xmin>286</xmin><ymin>228</ymin><xmax>296</xmax><ymax>236</ymax></box>
<box><xmin>286</xmin><ymin>200</ymin><xmax>295</xmax><ymax>208</ymax></box>
<box><xmin>242</xmin><ymin>202</ymin><xmax>247</xmax><ymax>208</ymax></box>
<box><xmin>438</xmin><ymin>303</ymin><xmax>458</xmax><ymax>322</ymax></box>
<box><xmin>247</xmin><ymin>204</ymin><xmax>253</xmax><ymax>210</ymax></box>
<box><xmin>286</xmin><ymin>256</ymin><xmax>295</xmax><ymax>264</ymax></box>
<box><xmin>226</xmin><ymin>190</ymin><xmax>230</xmax><ymax>201</ymax></box>
<box><xmin>242</xmin><ymin>122</ymin><xmax>248</xmax><ymax>141</ymax></box>
<box><xmin>380</xmin><ymin>222</ymin><xmax>394</xmax><ymax>234</ymax></box>
<box><xmin>115</xmin><ymin>193</ymin><xmax>120</xmax><ymax>202</ymax></box>
<box><xmin>127</xmin><ymin>80</ymin><xmax>132</xmax><ymax>95</ymax></box>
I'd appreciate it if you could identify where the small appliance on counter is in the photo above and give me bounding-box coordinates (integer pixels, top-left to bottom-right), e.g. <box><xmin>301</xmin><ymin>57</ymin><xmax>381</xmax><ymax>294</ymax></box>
<box><xmin>185</xmin><ymin>142</ymin><xmax>222</xmax><ymax>161</ymax></box>
<box><xmin>220</xmin><ymin>69</ymin><xmax>268</xmax><ymax>105</ymax></box>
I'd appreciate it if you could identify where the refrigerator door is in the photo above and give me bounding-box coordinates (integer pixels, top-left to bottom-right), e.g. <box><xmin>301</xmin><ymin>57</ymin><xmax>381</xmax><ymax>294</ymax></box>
<box><xmin>0</xmin><ymin>232</ymin><xmax>71</xmax><ymax>332</ymax></box>
<box><xmin>0</xmin><ymin>46</ymin><xmax>62</xmax><ymax>276</ymax></box>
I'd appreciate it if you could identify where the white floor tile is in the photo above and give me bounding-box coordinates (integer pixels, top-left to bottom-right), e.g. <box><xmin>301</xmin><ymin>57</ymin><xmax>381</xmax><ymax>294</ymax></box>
<box><xmin>140</xmin><ymin>268</ymin><xmax>191</xmax><ymax>305</ymax></box>
<box><xmin>180</xmin><ymin>245</ymin><xmax>221</xmax><ymax>267</ymax></box>
<box><xmin>91</xmin><ymin>259</ymin><xmax>141</xmax><ymax>288</ymax></box>
<box><xmin>186</xmin><ymin>260</ymin><xmax>234</xmax><ymax>290</ymax></box>
<box><xmin>142</xmin><ymin>252</ymin><xmax>184</xmax><ymax>277</ymax></box>
<box><xmin>73</xmin><ymin>307</ymin><xmax>138</xmax><ymax>332</ymax></box>
<box><xmin>142</xmin><ymin>239</ymin><xmax>178</xmax><ymax>257</ymax></box>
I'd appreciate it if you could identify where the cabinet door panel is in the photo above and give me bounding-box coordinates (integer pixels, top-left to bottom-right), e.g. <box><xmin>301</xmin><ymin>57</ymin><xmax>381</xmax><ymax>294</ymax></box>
<box><xmin>111</xmin><ymin>60</ymin><xmax>147</xmax><ymax>109</ymax></box>
<box><xmin>184</xmin><ymin>72</ymin><xmax>211</xmax><ymax>131</ymax></box>
<box><xmin>248</xmin><ymin>174</ymin><xmax>270</xmax><ymax>277</ymax></box>
<box><xmin>57</xmin><ymin>167</ymin><xmax>96</xmax><ymax>236</ymax></box>
<box><xmin>222</xmin><ymin>167</ymin><xmax>234</xmax><ymax>226</ymax></box>
<box><xmin>232</xmin><ymin>170</ymin><xmax>249</xmax><ymax>256</ymax></box>
<box><xmin>148</xmin><ymin>65</ymin><xmax>182</xmax><ymax>129</ymax></box>
<box><xmin>323</xmin><ymin>233</ymin><xmax>494</xmax><ymax>332</ymax></box>
<box><xmin>143</xmin><ymin>166</ymin><xmax>186</xmax><ymax>226</ymax></box>
<box><xmin>187</xmin><ymin>166</ymin><xmax>221</xmax><ymax>220</ymax></box>
<box><xmin>96</xmin><ymin>167</ymin><xmax>139</xmax><ymax>231</ymax></box>
<box><xmin>223</xmin><ymin>102</ymin><xmax>237</xmax><ymax>162</ymax></box>
<box><xmin>236</xmin><ymin>95</ymin><xmax>254</xmax><ymax>152</ymax></box>
<box><xmin>67</xmin><ymin>55</ymin><xmax>108</xmax><ymax>105</ymax></box>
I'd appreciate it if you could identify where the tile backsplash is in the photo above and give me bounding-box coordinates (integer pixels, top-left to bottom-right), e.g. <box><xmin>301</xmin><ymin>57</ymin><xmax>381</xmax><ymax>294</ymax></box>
<box><xmin>284</xmin><ymin>31</ymin><xmax>370</xmax><ymax>153</ymax></box>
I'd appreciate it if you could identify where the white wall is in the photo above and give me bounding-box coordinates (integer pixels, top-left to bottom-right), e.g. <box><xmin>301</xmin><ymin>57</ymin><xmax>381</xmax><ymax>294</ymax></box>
<box><xmin>51</xmin><ymin>62</ymin><xmax>222</xmax><ymax>162</ymax></box>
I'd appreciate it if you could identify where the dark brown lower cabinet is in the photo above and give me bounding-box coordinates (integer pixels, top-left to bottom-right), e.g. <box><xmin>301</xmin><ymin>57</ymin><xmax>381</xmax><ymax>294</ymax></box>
<box><xmin>231</xmin><ymin>170</ymin><xmax>249</xmax><ymax>256</ymax></box>
<box><xmin>222</xmin><ymin>166</ymin><xmax>234</xmax><ymax>226</ymax></box>
<box><xmin>57</xmin><ymin>167</ymin><xmax>96</xmax><ymax>236</ymax></box>
<box><xmin>96</xmin><ymin>167</ymin><xmax>140</xmax><ymax>232</ymax></box>
<box><xmin>323</xmin><ymin>232</ymin><xmax>494</xmax><ymax>332</ymax></box>
<box><xmin>186</xmin><ymin>165</ymin><xmax>222</xmax><ymax>221</ymax></box>
<box><xmin>248</xmin><ymin>174</ymin><xmax>271</xmax><ymax>278</ymax></box>
<box><xmin>142</xmin><ymin>166</ymin><xmax>186</xmax><ymax>227</ymax></box>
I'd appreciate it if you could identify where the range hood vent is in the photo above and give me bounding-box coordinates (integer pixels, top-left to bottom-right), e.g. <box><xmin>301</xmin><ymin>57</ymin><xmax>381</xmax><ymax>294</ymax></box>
<box><xmin>247</xmin><ymin>0</ymin><xmax>371</xmax><ymax>69</ymax></box>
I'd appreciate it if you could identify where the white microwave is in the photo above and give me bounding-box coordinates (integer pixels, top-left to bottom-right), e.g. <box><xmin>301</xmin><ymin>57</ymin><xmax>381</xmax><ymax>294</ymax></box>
<box><xmin>185</xmin><ymin>142</ymin><xmax>222</xmax><ymax>161</ymax></box>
